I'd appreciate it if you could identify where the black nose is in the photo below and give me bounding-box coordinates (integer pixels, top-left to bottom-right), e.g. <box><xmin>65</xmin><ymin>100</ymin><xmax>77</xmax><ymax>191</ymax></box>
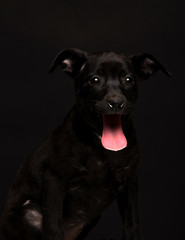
<box><xmin>107</xmin><ymin>101</ymin><xmax>125</xmax><ymax>111</ymax></box>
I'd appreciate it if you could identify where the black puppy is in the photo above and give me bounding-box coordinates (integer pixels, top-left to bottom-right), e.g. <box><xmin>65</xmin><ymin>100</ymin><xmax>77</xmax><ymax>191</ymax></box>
<box><xmin>1</xmin><ymin>49</ymin><xmax>171</xmax><ymax>240</ymax></box>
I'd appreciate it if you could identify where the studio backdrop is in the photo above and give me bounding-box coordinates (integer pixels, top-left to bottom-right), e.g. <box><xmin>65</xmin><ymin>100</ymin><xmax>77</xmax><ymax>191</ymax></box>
<box><xmin>0</xmin><ymin>1</ymin><xmax>185</xmax><ymax>240</ymax></box>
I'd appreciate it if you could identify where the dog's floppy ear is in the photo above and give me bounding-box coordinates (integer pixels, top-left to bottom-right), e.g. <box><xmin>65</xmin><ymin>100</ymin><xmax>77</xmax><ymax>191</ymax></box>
<box><xmin>130</xmin><ymin>53</ymin><xmax>171</xmax><ymax>80</ymax></box>
<box><xmin>49</xmin><ymin>48</ymin><xmax>87</xmax><ymax>77</ymax></box>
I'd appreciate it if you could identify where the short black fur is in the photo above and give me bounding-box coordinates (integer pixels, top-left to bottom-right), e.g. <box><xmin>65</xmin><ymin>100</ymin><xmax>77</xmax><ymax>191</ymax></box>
<box><xmin>1</xmin><ymin>49</ymin><xmax>171</xmax><ymax>240</ymax></box>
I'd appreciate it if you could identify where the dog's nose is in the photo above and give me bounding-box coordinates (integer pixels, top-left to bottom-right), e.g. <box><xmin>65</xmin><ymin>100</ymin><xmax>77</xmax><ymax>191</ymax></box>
<box><xmin>107</xmin><ymin>101</ymin><xmax>124</xmax><ymax>111</ymax></box>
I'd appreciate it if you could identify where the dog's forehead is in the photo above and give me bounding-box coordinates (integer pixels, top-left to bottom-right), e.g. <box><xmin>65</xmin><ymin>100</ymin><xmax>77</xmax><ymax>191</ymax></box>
<box><xmin>87</xmin><ymin>52</ymin><xmax>131</xmax><ymax>74</ymax></box>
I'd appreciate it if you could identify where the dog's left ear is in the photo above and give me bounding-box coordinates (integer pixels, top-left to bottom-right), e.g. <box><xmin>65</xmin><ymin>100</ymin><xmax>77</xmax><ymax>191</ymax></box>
<box><xmin>130</xmin><ymin>53</ymin><xmax>171</xmax><ymax>80</ymax></box>
<box><xmin>49</xmin><ymin>48</ymin><xmax>87</xmax><ymax>77</ymax></box>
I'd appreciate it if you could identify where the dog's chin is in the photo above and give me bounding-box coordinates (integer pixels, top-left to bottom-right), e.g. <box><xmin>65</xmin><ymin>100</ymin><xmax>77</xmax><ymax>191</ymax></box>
<box><xmin>94</xmin><ymin>112</ymin><xmax>128</xmax><ymax>152</ymax></box>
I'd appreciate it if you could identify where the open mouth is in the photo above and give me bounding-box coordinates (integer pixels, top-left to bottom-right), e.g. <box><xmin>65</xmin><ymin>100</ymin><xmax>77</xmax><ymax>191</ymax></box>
<box><xmin>100</xmin><ymin>114</ymin><xmax>127</xmax><ymax>151</ymax></box>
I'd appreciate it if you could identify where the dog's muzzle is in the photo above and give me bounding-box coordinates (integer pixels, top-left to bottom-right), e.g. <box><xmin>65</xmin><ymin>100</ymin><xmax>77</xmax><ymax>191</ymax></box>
<box><xmin>107</xmin><ymin>100</ymin><xmax>125</xmax><ymax>112</ymax></box>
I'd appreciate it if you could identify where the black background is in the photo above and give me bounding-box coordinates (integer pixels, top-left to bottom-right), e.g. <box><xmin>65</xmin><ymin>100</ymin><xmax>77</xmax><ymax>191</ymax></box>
<box><xmin>0</xmin><ymin>0</ymin><xmax>185</xmax><ymax>240</ymax></box>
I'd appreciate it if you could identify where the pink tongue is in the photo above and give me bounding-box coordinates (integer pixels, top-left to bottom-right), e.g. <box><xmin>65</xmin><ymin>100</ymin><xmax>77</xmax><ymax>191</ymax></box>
<box><xmin>101</xmin><ymin>115</ymin><xmax>127</xmax><ymax>151</ymax></box>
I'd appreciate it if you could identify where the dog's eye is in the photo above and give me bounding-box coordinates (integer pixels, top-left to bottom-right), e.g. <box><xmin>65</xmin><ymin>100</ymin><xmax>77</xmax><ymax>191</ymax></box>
<box><xmin>120</xmin><ymin>74</ymin><xmax>135</xmax><ymax>87</ymax></box>
<box><xmin>125</xmin><ymin>76</ymin><xmax>134</xmax><ymax>84</ymax></box>
<box><xmin>89</xmin><ymin>76</ymin><xmax>101</xmax><ymax>86</ymax></box>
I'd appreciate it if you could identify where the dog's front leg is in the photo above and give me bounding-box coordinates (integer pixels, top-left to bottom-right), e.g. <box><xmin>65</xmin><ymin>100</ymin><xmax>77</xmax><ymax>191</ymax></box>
<box><xmin>117</xmin><ymin>175</ymin><xmax>142</xmax><ymax>240</ymax></box>
<box><xmin>42</xmin><ymin>169</ymin><xmax>65</xmax><ymax>240</ymax></box>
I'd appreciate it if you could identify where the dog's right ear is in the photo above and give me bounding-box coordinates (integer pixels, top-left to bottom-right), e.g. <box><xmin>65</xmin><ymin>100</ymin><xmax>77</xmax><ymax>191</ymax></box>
<box><xmin>49</xmin><ymin>48</ymin><xmax>87</xmax><ymax>77</ymax></box>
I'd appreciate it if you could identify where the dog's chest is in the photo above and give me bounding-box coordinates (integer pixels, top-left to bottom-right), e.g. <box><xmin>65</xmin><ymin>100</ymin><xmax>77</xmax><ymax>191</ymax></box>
<box><xmin>70</xmin><ymin>152</ymin><xmax>127</xmax><ymax>188</ymax></box>
<box><xmin>63</xmin><ymin>153</ymin><xmax>127</xmax><ymax>222</ymax></box>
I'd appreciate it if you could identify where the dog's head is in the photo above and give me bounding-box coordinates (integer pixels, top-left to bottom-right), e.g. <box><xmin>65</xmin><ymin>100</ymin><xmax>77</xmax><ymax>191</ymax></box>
<box><xmin>49</xmin><ymin>48</ymin><xmax>171</xmax><ymax>151</ymax></box>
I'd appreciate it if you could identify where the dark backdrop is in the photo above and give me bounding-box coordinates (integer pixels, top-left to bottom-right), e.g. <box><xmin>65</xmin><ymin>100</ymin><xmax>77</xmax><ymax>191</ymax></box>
<box><xmin>0</xmin><ymin>0</ymin><xmax>185</xmax><ymax>240</ymax></box>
